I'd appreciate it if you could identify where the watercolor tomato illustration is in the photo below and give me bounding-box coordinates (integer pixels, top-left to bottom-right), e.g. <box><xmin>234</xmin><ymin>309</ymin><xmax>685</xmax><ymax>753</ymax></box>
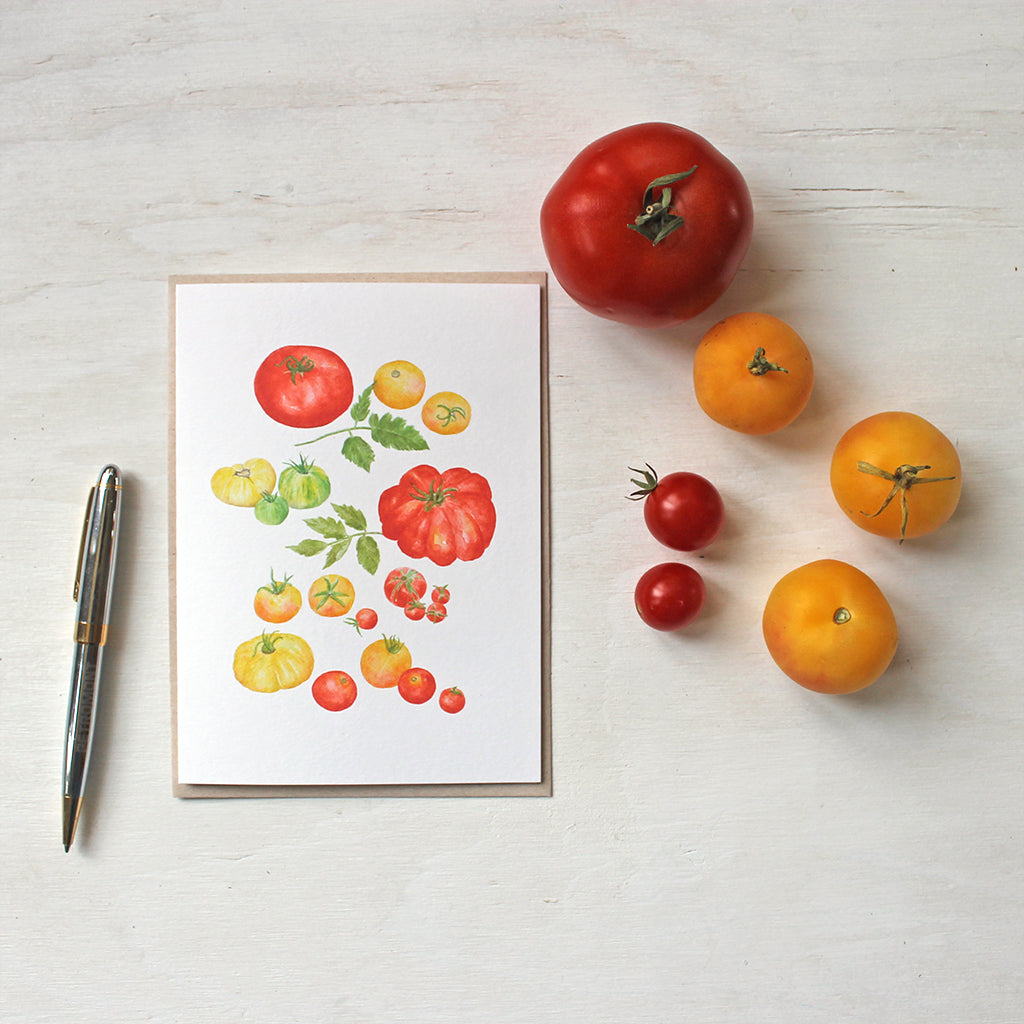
<box><xmin>540</xmin><ymin>122</ymin><xmax>753</xmax><ymax>327</ymax></box>
<box><xmin>421</xmin><ymin>391</ymin><xmax>472</xmax><ymax>435</ymax></box>
<box><xmin>311</xmin><ymin>670</ymin><xmax>358</xmax><ymax>711</ymax></box>
<box><xmin>762</xmin><ymin>559</ymin><xmax>898</xmax><ymax>694</ymax></box>
<box><xmin>404</xmin><ymin>600</ymin><xmax>426</xmax><ymax>621</ymax></box>
<box><xmin>384</xmin><ymin>567</ymin><xmax>427</xmax><ymax>607</ymax></box>
<box><xmin>308</xmin><ymin>574</ymin><xmax>355</xmax><ymax>617</ymax></box>
<box><xmin>398</xmin><ymin>667</ymin><xmax>437</xmax><ymax>705</ymax></box>
<box><xmin>431</xmin><ymin>585</ymin><xmax>450</xmax><ymax>605</ymax></box>
<box><xmin>253</xmin><ymin>570</ymin><xmax>302</xmax><ymax>624</ymax></box>
<box><xmin>438</xmin><ymin>687</ymin><xmax>466</xmax><ymax>714</ymax></box>
<box><xmin>233</xmin><ymin>631</ymin><xmax>314</xmax><ymax>693</ymax></box>
<box><xmin>253</xmin><ymin>345</ymin><xmax>354</xmax><ymax>429</ymax></box>
<box><xmin>278</xmin><ymin>454</ymin><xmax>331</xmax><ymax>509</ymax></box>
<box><xmin>347</xmin><ymin>607</ymin><xmax>378</xmax><ymax>633</ymax></box>
<box><xmin>628</xmin><ymin>465</ymin><xmax>724</xmax><ymax>552</ymax></box>
<box><xmin>373</xmin><ymin>360</ymin><xmax>426</xmax><ymax>410</ymax></box>
<box><xmin>830</xmin><ymin>411</ymin><xmax>961</xmax><ymax>543</ymax></box>
<box><xmin>634</xmin><ymin>562</ymin><xmax>706</xmax><ymax>631</ymax></box>
<box><xmin>378</xmin><ymin>465</ymin><xmax>496</xmax><ymax>567</ymax></box>
<box><xmin>360</xmin><ymin>635</ymin><xmax>412</xmax><ymax>688</ymax></box>
<box><xmin>211</xmin><ymin>458</ymin><xmax>276</xmax><ymax>507</ymax></box>
<box><xmin>426</xmin><ymin>602</ymin><xmax>447</xmax><ymax>624</ymax></box>
<box><xmin>253</xmin><ymin>491</ymin><xmax>289</xmax><ymax>525</ymax></box>
<box><xmin>693</xmin><ymin>312</ymin><xmax>814</xmax><ymax>435</ymax></box>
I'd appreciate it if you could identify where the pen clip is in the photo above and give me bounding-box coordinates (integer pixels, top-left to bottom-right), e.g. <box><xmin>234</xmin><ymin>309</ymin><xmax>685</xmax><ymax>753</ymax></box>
<box><xmin>73</xmin><ymin>486</ymin><xmax>95</xmax><ymax>602</ymax></box>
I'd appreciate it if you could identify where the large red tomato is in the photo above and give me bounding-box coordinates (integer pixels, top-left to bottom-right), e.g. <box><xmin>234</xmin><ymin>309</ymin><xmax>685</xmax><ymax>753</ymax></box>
<box><xmin>540</xmin><ymin>123</ymin><xmax>753</xmax><ymax>328</ymax></box>
<box><xmin>378</xmin><ymin>465</ymin><xmax>496</xmax><ymax>567</ymax></box>
<box><xmin>253</xmin><ymin>345</ymin><xmax>353</xmax><ymax>428</ymax></box>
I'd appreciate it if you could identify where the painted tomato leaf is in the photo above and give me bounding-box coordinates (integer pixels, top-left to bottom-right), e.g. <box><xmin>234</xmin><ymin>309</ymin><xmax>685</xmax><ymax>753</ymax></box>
<box><xmin>295</xmin><ymin>383</ymin><xmax>428</xmax><ymax>473</ymax></box>
<box><xmin>286</xmin><ymin>502</ymin><xmax>381</xmax><ymax>574</ymax></box>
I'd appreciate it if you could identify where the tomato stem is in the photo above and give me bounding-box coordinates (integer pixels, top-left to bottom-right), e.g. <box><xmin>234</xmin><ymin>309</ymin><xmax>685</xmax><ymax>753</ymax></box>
<box><xmin>747</xmin><ymin>347</ymin><xmax>788</xmax><ymax>376</ymax></box>
<box><xmin>856</xmin><ymin>461</ymin><xmax>957</xmax><ymax>543</ymax></box>
<box><xmin>626</xmin><ymin>167</ymin><xmax>697</xmax><ymax>245</ymax></box>
<box><xmin>627</xmin><ymin>464</ymin><xmax>659</xmax><ymax>500</ymax></box>
<box><xmin>280</xmin><ymin>354</ymin><xmax>316</xmax><ymax>383</ymax></box>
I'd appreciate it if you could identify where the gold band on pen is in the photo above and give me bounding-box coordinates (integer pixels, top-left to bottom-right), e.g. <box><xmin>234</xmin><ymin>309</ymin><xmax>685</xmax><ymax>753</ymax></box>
<box><xmin>75</xmin><ymin>621</ymin><xmax>109</xmax><ymax>645</ymax></box>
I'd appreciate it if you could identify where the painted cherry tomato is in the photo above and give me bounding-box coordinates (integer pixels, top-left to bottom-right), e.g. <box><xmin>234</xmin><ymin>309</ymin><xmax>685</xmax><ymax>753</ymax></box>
<box><xmin>379</xmin><ymin>465</ymin><xmax>496</xmax><ymax>566</ymax></box>
<box><xmin>830</xmin><ymin>411</ymin><xmax>962</xmax><ymax>542</ymax></box>
<box><xmin>404</xmin><ymin>600</ymin><xmax>426</xmax><ymax>621</ymax></box>
<box><xmin>360</xmin><ymin>635</ymin><xmax>412</xmax><ymax>688</ymax></box>
<box><xmin>253</xmin><ymin>345</ymin><xmax>353</xmax><ymax>428</ymax></box>
<box><xmin>540</xmin><ymin>122</ymin><xmax>753</xmax><ymax>328</ymax></box>
<box><xmin>253</xmin><ymin>570</ymin><xmax>302</xmax><ymax>624</ymax></box>
<box><xmin>253</xmin><ymin>491</ymin><xmax>289</xmax><ymax>525</ymax></box>
<box><xmin>431</xmin><ymin>585</ymin><xmax>450</xmax><ymax>605</ymax></box>
<box><xmin>438</xmin><ymin>686</ymin><xmax>466</xmax><ymax>714</ymax></box>
<box><xmin>693</xmin><ymin>312</ymin><xmax>814</xmax><ymax>435</ymax></box>
<box><xmin>422</xmin><ymin>391</ymin><xmax>472</xmax><ymax>435</ymax></box>
<box><xmin>373</xmin><ymin>360</ymin><xmax>426</xmax><ymax>410</ymax></box>
<box><xmin>629</xmin><ymin>466</ymin><xmax>724</xmax><ymax>551</ymax></box>
<box><xmin>426</xmin><ymin>602</ymin><xmax>447</xmax><ymax>624</ymax></box>
<box><xmin>398</xmin><ymin>667</ymin><xmax>437</xmax><ymax>705</ymax></box>
<box><xmin>384</xmin><ymin>567</ymin><xmax>427</xmax><ymax>607</ymax></box>
<box><xmin>354</xmin><ymin>608</ymin><xmax>378</xmax><ymax>630</ymax></box>
<box><xmin>210</xmin><ymin>458</ymin><xmax>276</xmax><ymax>507</ymax></box>
<box><xmin>311</xmin><ymin>671</ymin><xmax>358</xmax><ymax>711</ymax></box>
<box><xmin>762</xmin><ymin>559</ymin><xmax>898</xmax><ymax>694</ymax></box>
<box><xmin>277</xmin><ymin>454</ymin><xmax>331</xmax><ymax>509</ymax></box>
<box><xmin>232</xmin><ymin>631</ymin><xmax>314</xmax><ymax>693</ymax></box>
<box><xmin>308</xmin><ymin>574</ymin><xmax>354</xmax><ymax>617</ymax></box>
<box><xmin>634</xmin><ymin>562</ymin><xmax>706</xmax><ymax>631</ymax></box>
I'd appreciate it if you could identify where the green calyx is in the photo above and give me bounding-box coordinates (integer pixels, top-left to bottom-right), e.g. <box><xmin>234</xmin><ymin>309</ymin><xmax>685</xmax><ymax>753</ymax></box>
<box><xmin>626</xmin><ymin>167</ymin><xmax>698</xmax><ymax>245</ymax></box>
<box><xmin>627</xmin><ymin>464</ymin><xmax>659</xmax><ymax>500</ymax></box>
<box><xmin>747</xmin><ymin>347</ymin><xmax>789</xmax><ymax>376</ymax></box>
<box><xmin>856</xmin><ymin>461</ymin><xmax>957</xmax><ymax>543</ymax></box>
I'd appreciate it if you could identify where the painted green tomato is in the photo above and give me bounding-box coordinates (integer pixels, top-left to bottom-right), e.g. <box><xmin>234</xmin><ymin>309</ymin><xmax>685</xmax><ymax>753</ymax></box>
<box><xmin>254</xmin><ymin>492</ymin><xmax>289</xmax><ymax>525</ymax></box>
<box><xmin>278</xmin><ymin>454</ymin><xmax>331</xmax><ymax>509</ymax></box>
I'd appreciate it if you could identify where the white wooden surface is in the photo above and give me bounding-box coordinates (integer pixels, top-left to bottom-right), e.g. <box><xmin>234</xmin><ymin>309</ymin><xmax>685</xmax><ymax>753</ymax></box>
<box><xmin>3</xmin><ymin>2</ymin><xmax>1022</xmax><ymax>1021</ymax></box>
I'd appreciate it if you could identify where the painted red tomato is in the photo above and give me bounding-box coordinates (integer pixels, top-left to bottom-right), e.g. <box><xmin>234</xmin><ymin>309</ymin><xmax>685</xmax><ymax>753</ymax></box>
<box><xmin>384</xmin><ymin>567</ymin><xmax>427</xmax><ymax>607</ymax></box>
<box><xmin>253</xmin><ymin>345</ymin><xmax>354</xmax><ymax>428</ymax></box>
<box><xmin>378</xmin><ymin>465</ymin><xmax>496</xmax><ymax>567</ymax></box>
<box><xmin>398</xmin><ymin>668</ymin><xmax>437</xmax><ymax>705</ymax></box>
<box><xmin>540</xmin><ymin>122</ymin><xmax>753</xmax><ymax>328</ymax></box>
<box><xmin>311</xmin><ymin>671</ymin><xmax>358</xmax><ymax>712</ymax></box>
<box><xmin>438</xmin><ymin>686</ymin><xmax>466</xmax><ymax>714</ymax></box>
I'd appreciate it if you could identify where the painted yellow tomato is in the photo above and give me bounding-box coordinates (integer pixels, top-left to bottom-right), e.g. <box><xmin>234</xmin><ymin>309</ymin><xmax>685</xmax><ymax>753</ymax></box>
<box><xmin>762</xmin><ymin>559</ymin><xmax>898</xmax><ymax>694</ymax></box>
<box><xmin>210</xmin><ymin>458</ymin><xmax>276</xmax><ymax>507</ymax></box>
<box><xmin>422</xmin><ymin>391</ymin><xmax>471</xmax><ymax>435</ymax></box>
<box><xmin>233</xmin><ymin>631</ymin><xmax>314</xmax><ymax>693</ymax></box>
<box><xmin>693</xmin><ymin>312</ymin><xmax>814</xmax><ymax>435</ymax></box>
<box><xmin>308</xmin><ymin>574</ymin><xmax>355</xmax><ymax>617</ymax></box>
<box><xmin>830</xmin><ymin>411</ymin><xmax>961</xmax><ymax>542</ymax></box>
<box><xmin>253</xmin><ymin>571</ymin><xmax>302</xmax><ymax>624</ymax></box>
<box><xmin>373</xmin><ymin>360</ymin><xmax>426</xmax><ymax>410</ymax></box>
<box><xmin>360</xmin><ymin>635</ymin><xmax>412</xmax><ymax>688</ymax></box>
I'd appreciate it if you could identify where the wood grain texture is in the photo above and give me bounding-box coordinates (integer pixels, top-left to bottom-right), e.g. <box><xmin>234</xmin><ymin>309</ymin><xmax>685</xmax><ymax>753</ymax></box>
<box><xmin>2</xmin><ymin>2</ymin><xmax>1022</xmax><ymax>1021</ymax></box>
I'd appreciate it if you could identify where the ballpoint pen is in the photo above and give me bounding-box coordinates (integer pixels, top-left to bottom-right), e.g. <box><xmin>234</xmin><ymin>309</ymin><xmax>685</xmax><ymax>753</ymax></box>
<box><xmin>63</xmin><ymin>465</ymin><xmax>122</xmax><ymax>852</ymax></box>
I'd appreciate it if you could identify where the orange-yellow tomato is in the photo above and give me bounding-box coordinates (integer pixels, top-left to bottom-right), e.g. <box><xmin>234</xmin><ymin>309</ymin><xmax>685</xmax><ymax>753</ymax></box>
<box><xmin>360</xmin><ymin>635</ymin><xmax>412</xmax><ymax>688</ymax></box>
<box><xmin>307</xmin><ymin>574</ymin><xmax>355</xmax><ymax>617</ymax></box>
<box><xmin>693</xmin><ymin>312</ymin><xmax>814</xmax><ymax>435</ymax></box>
<box><xmin>762</xmin><ymin>559</ymin><xmax>898</xmax><ymax>694</ymax></box>
<box><xmin>422</xmin><ymin>391</ymin><xmax>471</xmax><ymax>435</ymax></box>
<box><xmin>253</xmin><ymin>571</ymin><xmax>302</xmax><ymax>624</ymax></box>
<box><xmin>830</xmin><ymin>411</ymin><xmax>961</xmax><ymax>542</ymax></box>
<box><xmin>373</xmin><ymin>360</ymin><xmax>426</xmax><ymax>410</ymax></box>
<box><xmin>233</xmin><ymin>631</ymin><xmax>314</xmax><ymax>693</ymax></box>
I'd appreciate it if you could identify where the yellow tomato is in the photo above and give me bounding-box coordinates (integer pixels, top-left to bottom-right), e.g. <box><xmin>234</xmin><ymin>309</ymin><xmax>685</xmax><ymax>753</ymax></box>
<box><xmin>360</xmin><ymin>635</ymin><xmax>412</xmax><ymax>688</ymax></box>
<box><xmin>253</xmin><ymin>571</ymin><xmax>302</xmax><ymax>624</ymax></box>
<box><xmin>233</xmin><ymin>631</ymin><xmax>314</xmax><ymax>693</ymax></box>
<box><xmin>693</xmin><ymin>312</ymin><xmax>814</xmax><ymax>435</ymax></box>
<box><xmin>762</xmin><ymin>559</ymin><xmax>898</xmax><ymax>694</ymax></box>
<box><xmin>308</xmin><ymin>574</ymin><xmax>355</xmax><ymax>617</ymax></box>
<box><xmin>830</xmin><ymin>411</ymin><xmax>961</xmax><ymax>542</ymax></box>
<box><xmin>422</xmin><ymin>391</ymin><xmax>471</xmax><ymax>435</ymax></box>
<box><xmin>211</xmin><ymin>458</ymin><xmax>276</xmax><ymax>507</ymax></box>
<box><xmin>373</xmin><ymin>360</ymin><xmax>426</xmax><ymax>410</ymax></box>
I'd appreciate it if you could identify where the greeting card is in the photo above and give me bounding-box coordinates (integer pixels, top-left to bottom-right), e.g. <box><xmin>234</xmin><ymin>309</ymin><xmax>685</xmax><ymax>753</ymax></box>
<box><xmin>170</xmin><ymin>274</ymin><xmax>549</xmax><ymax>795</ymax></box>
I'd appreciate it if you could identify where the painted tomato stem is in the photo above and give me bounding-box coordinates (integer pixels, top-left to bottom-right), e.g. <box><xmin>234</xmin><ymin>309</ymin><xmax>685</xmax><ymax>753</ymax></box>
<box><xmin>280</xmin><ymin>353</ymin><xmax>317</xmax><ymax>383</ymax></box>
<box><xmin>627</xmin><ymin>167</ymin><xmax>698</xmax><ymax>245</ymax></box>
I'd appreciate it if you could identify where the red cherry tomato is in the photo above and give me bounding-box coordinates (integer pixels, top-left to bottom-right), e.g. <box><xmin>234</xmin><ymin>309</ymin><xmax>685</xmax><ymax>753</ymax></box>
<box><xmin>398</xmin><ymin>668</ymin><xmax>437</xmax><ymax>705</ymax></box>
<box><xmin>540</xmin><ymin>122</ymin><xmax>753</xmax><ymax>328</ymax></box>
<box><xmin>635</xmin><ymin>563</ymin><xmax>706</xmax><ymax>631</ymax></box>
<box><xmin>431</xmin><ymin>585</ymin><xmax>450</xmax><ymax>605</ymax></box>
<box><xmin>404</xmin><ymin>600</ymin><xmax>426</xmax><ymax>622</ymax></box>
<box><xmin>438</xmin><ymin>687</ymin><xmax>466</xmax><ymax>714</ymax></box>
<box><xmin>253</xmin><ymin>345</ymin><xmax>353</xmax><ymax>428</ymax></box>
<box><xmin>629</xmin><ymin>466</ymin><xmax>724</xmax><ymax>551</ymax></box>
<box><xmin>426</xmin><ymin>602</ymin><xmax>447</xmax><ymax>623</ymax></box>
<box><xmin>384</xmin><ymin>567</ymin><xmax>427</xmax><ymax>607</ymax></box>
<box><xmin>311</xmin><ymin>671</ymin><xmax>358</xmax><ymax>711</ymax></box>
